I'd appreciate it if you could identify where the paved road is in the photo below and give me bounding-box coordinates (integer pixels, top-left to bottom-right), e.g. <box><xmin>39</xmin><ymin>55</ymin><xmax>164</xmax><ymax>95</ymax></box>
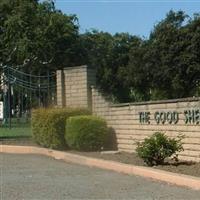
<box><xmin>1</xmin><ymin>154</ymin><xmax>200</xmax><ymax>200</ymax></box>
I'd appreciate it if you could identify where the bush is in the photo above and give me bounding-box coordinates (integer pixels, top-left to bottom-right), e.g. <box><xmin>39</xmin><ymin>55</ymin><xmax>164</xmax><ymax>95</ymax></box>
<box><xmin>65</xmin><ymin>115</ymin><xmax>108</xmax><ymax>151</ymax></box>
<box><xmin>136</xmin><ymin>132</ymin><xmax>184</xmax><ymax>166</ymax></box>
<box><xmin>32</xmin><ymin>108</ymin><xmax>91</xmax><ymax>149</ymax></box>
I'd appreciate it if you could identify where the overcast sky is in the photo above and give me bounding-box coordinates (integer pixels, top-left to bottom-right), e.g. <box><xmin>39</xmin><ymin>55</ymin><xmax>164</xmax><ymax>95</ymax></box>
<box><xmin>54</xmin><ymin>0</ymin><xmax>200</xmax><ymax>38</ymax></box>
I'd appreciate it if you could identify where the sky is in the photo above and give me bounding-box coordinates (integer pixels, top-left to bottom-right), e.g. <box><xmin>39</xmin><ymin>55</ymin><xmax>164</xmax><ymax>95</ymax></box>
<box><xmin>54</xmin><ymin>0</ymin><xmax>200</xmax><ymax>38</ymax></box>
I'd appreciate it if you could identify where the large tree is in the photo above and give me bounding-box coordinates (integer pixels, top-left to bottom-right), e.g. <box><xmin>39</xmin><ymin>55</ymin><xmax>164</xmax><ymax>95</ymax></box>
<box><xmin>0</xmin><ymin>0</ymin><xmax>79</xmax><ymax>74</ymax></box>
<box><xmin>147</xmin><ymin>10</ymin><xmax>200</xmax><ymax>99</ymax></box>
<box><xmin>80</xmin><ymin>30</ymin><xmax>141</xmax><ymax>102</ymax></box>
<box><xmin>127</xmin><ymin>10</ymin><xmax>200</xmax><ymax>101</ymax></box>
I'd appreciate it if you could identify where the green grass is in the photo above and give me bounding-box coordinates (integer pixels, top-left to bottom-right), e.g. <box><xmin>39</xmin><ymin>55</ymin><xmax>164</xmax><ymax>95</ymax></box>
<box><xmin>0</xmin><ymin>118</ymin><xmax>31</xmax><ymax>138</ymax></box>
<box><xmin>0</xmin><ymin>127</ymin><xmax>31</xmax><ymax>138</ymax></box>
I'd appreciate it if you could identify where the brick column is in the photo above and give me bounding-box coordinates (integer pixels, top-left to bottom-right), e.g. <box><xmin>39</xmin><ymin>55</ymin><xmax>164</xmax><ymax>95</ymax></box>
<box><xmin>56</xmin><ymin>70</ymin><xmax>65</xmax><ymax>107</ymax></box>
<box><xmin>57</xmin><ymin>65</ymin><xmax>96</xmax><ymax>109</ymax></box>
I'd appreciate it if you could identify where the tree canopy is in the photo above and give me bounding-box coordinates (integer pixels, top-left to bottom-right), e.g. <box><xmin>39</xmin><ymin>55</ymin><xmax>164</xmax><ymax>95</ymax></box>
<box><xmin>0</xmin><ymin>0</ymin><xmax>200</xmax><ymax>102</ymax></box>
<box><xmin>0</xmin><ymin>0</ymin><xmax>79</xmax><ymax>74</ymax></box>
<box><xmin>112</xmin><ymin>10</ymin><xmax>200</xmax><ymax>101</ymax></box>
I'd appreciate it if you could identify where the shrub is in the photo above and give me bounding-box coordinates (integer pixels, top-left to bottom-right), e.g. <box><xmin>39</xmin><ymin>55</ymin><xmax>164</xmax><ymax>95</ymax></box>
<box><xmin>32</xmin><ymin>108</ymin><xmax>91</xmax><ymax>149</ymax></box>
<box><xmin>136</xmin><ymin>132</ymin><xmax>184</xmax><ymax>166</ymax></box>
<box><xmin>65</xmin><ymin>115</ymin><xmax>108</xmax><ymax>151</ymax></box>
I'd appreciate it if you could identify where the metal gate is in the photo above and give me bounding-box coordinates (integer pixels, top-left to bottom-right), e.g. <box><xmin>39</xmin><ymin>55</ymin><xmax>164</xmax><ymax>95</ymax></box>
<box><xmin>0</xmin><ymin>65</ymin><xmax>56</xmax><ymax>138</ymax></box>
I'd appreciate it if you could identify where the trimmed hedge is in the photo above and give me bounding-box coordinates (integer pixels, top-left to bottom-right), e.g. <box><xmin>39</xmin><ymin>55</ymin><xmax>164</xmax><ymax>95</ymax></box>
<box><xmin>32</xmin><ymin>108</ymin><xmax>91</xmax><ymax>149</ymax></box>
<box><xmin>65</xmin><ymin>115</ymin><xmax>108</xmax><ymax>151</ymax></box>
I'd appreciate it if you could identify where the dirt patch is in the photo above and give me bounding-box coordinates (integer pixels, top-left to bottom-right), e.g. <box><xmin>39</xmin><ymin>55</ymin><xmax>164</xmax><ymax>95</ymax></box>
<box><xmin>68</xmin><ymin>151</ymin><xmax>200</xmax><ymax>178</ymax></box>
<box><xmin>0</xmin><ymin>138</ymin><xmax>38</xmax><ymax>146</ymax></box>
<box><xmin>1</xmin><ymin>138</ymin><xmax>200</xmax><ymax>178</ymax></box>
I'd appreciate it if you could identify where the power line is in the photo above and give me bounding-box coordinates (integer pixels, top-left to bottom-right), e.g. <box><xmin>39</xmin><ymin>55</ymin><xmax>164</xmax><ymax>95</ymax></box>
<box><xmin>1</xmin><ymin>65</ymin><xmax>56</xmax><ymax>91</ymax></box>
<box><xmin>7</xmin><ymin>73</ymin><xmax>55</xmax><ymax>87</ymax></box>
<box><xmin>5</xmin><ymin>66</ymin><xmax>56</xmax><ymax>78</ymax></box>
<box><xmin>7</xmin><ymin>76</ymin><xmax>56</xmax><ymax>90</ymax></box>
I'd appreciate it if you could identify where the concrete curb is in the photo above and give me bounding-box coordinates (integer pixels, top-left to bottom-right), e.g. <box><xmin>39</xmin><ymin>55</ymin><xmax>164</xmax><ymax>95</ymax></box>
<box><xmin>1</xmin><ymin>145</ymin><xmax>200</xmax><ymax>190</ymax></box>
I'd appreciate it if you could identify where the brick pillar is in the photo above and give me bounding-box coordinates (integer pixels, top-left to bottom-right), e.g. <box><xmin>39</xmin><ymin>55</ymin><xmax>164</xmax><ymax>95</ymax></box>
<box><xmin>56</xmin><ymin>70</ymin><xmax>65</xmax><ymax>107</ymax></box>
<box><xmin>56</xmin><ymin>65</ymin><xmax>96</xmax><ymax>109</ymax></box>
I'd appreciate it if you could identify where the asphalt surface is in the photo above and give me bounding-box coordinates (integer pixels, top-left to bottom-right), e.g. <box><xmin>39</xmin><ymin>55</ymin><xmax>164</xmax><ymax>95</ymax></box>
<box><xmin>1</xmin><ymin>154</ymin><xmax>200</xmax><ymax>200</ymax></box>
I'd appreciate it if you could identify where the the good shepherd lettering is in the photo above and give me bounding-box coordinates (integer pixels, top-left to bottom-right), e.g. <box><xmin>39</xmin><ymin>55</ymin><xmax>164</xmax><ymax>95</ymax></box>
<box><xmin>139</xmin><ymin>109</ymin><xmax>200</xmax><ymax>125</ymax></box>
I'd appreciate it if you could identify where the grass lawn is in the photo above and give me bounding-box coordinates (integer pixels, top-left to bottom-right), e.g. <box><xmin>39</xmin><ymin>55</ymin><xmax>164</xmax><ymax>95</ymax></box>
<box><xmin>0</xmin><ymin>118</ymin><xmax>31</xmax><ymax>138</ymax></box>
<box><xmin>0</xmin><ymin>127</ymin><xmax>31</xmax><ymax>138</ymax></box>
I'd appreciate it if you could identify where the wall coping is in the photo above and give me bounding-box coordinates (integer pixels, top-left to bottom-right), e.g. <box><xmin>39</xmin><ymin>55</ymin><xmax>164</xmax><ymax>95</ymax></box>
<box><xmin>111</xmin><ymin>97</ymin><xmax>200</xmax><ymax>107</ymax></box>
<box><xmin>64</xmin><ymin>65</ymin><xmax>88</xmax><ymax>70</ymax></box>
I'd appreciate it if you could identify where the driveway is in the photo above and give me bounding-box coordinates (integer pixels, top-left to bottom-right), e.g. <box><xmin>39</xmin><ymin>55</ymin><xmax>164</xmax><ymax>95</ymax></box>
<box><xmin>1</xmin><ymin>153</ymin><xmax>200</xmax><ymax>200</ymax></box>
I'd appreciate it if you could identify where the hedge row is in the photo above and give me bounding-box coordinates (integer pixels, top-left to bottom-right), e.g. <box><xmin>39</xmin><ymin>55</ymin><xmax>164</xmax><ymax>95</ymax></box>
<box><xmin>31</xmin><ymin>108</ymin><xmax>91</xmax><ymax>149</ymax></box>
<box><xmin>31</xmin><ymin>108</ymin><xmax>110</xmax><ymax>151</ymax></box>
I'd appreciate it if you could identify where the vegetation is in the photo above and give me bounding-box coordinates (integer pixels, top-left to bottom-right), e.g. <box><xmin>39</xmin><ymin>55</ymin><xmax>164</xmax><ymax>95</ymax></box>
<box><xmin>65</xmin><ymin>115</ymin><xmax>108</xmax><ymax>151</ymax></box>
<box><xmin>0</xmin><ymin>118</ymin><xmax>31</xmax><ymax>138</ymax></box>
<box><xmin>136</xmin><ymin>132</ymin><xmax>184</xmax><ymax>166</ymax></box>
<box><xmin>0</xmin><ymin>127</ymin><xmax>31</xmax><ymax>138</ymax></box>
<box><xmin>0</xmin><ymin>0</ymin><xmax>79</xmax><ymax>74</ymax></box>
<box><xmin>31</xmin><ymin>108</ymin><xmax>90</xmax><ymax>149</ymax></box>
<box><xmin>1</xmin><ymin>1</ymin><xmax>200</xmax><ymax>102</ymax></box>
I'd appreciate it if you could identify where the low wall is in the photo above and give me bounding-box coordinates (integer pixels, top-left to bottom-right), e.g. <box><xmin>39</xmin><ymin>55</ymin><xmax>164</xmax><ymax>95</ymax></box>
<box><xmin>57</xmin><ymin>66</ymin><xmax>200</xmax><ymax>162</ymax></box>
<box><xmin>92</xmin><ymin>87</ymin><xmax>200</xmax><ymax>162</ymax></box>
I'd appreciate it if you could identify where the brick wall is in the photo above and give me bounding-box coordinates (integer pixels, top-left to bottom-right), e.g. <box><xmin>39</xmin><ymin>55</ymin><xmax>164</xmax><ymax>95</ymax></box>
<box><xmin>92</xmin><ymin>87</ymin><xmax>200</xmax><ymax>162</ymax></box>
<box><xmin>57</xmin><ymin>65</ymin><xmax>200</xmax><ymax>162</ymax></box>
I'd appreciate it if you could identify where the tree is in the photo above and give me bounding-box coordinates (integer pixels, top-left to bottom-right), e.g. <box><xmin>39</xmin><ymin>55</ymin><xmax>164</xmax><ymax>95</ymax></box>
<box><xmin>148</xmin><ymin>11</ymin><xmax>188</xmax><ymax>99</ymax></box>
<box><xmin>147</xmin><ymin>10</ymin><xmax>200</xmax><ymax>99</ymax></box>
<box><xmin>80</xmin><ymin>30</ymin><xmax>141</xmax><ymax>102</ymax></box>
<box><xmin>126</xmin><ymin>39</ymin><xmax>151</xmax><ymax>101</ymax></box>
<box><xmin>127</xmin><ymin>10</ymin><xmax>200</xmax><ymax>101</ymax></box>
<box><xmin>0</xmin><ymin>0</ymin><xmax>79</xmax><ymax>74</ymax></box>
